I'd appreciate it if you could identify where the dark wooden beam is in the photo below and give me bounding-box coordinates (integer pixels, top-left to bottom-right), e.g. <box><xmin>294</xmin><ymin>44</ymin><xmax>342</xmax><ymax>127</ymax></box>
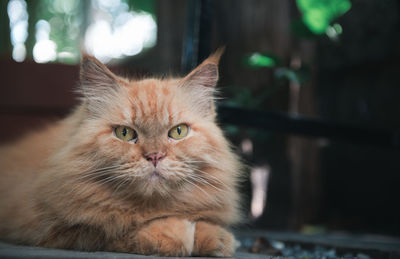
<box><xmin>217</xmin><ymin>105</ymin><xmax>400</xmax><ymax>150</ymax></box>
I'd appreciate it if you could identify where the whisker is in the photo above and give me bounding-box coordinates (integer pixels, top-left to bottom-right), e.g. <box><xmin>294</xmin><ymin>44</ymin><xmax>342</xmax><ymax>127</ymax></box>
<box><xmin>111</xmin><ymin>176</ymin><xmax>135</xmax><ymax>197</ymax></box>
<box><xmin>178</xmin><ymin>176</ymin><xmax>214</xmax><ymax>200</ymax></box>
<box><xmin>185</xmin><ymin>173</ymin><xmax>228</xmax><ymax>194</ymax></box>
<box><xmin>189</xmin><ymin>167</ymin><xmax>228</xmax><ymax>186</ymax></box>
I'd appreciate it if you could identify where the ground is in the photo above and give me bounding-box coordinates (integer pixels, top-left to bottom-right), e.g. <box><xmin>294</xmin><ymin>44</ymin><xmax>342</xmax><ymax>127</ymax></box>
<box><xmin>0</xmin><ymin>241</ymin><xmax>264</xmax><ymax>259</ymax></box>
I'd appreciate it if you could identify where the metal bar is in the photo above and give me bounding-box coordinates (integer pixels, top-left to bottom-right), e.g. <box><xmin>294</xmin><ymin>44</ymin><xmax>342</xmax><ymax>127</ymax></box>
<box><xmin>217</xmin><ymin>105</ymin><xmax>400</xmax><ymax>150</ymax></box>
<box><xmin>181</xmin><ymin>0</ymin><xmax>213</xmax><ymax>73</ymax></box>
<box><xmin>181</xmin><ymin>0</ymin><xmax>201</xmax><ymax>74</ymax></box>
<box><xmin>197</xmin><ymin>0</ymin><xmax>213</xmax><ymax>63</ymax></box>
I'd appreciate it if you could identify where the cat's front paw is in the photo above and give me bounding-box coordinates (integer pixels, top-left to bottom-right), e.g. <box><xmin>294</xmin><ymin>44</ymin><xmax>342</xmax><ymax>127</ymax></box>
<box><xmin>193</xmin><ymin>221</ymin><xmax>236</xmax><ymax>257</ymax></box>
<box><xmin>135</xmin><ymin>217</ymin><xmax>195</xmax><ymax>256</ymax></box>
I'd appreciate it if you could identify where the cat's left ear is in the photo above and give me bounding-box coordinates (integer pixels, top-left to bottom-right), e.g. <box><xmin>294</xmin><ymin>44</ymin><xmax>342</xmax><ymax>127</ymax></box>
<box><xmin>180</xmin><ymin>48</ymin><xmax>224</xmax><ymax>117</ymax></box>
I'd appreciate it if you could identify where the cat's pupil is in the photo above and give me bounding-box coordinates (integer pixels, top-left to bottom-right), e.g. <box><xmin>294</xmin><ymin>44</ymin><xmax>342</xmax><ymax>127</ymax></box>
<box><xmin>122</xmin><ymin>128</ymin><xmax>127</xmax><ymax>137</ymax></box>
<box><xmin>177</xmin><ymin>126</ymin><xmax>181</xmax><ymax>135</ymax></box>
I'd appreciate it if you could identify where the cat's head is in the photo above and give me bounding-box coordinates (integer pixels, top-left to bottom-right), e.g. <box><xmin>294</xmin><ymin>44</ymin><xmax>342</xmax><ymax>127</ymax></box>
<box><xmin>72</xmin><ymin>49</ymin><xmax>238</xmax><ymax>200</ymax></box>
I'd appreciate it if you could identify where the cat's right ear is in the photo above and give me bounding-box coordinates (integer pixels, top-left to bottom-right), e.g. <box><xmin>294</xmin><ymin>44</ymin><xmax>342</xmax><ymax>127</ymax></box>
<box><xmin>79</xmin><ymin>55</ymin><xmax>122</xmax><ymax>114</ymax></box>
<box><xmin>79</xmin><ymin>55</ymin><xmax>120</xmax><ymax>97</ymax></box>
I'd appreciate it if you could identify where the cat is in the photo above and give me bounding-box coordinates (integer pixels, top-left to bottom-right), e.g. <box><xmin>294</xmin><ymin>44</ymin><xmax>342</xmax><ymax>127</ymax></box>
<box><xmin>0</xmin><ymin>49</ymin><xmax>243</xmax><ymax>257</ymax></box>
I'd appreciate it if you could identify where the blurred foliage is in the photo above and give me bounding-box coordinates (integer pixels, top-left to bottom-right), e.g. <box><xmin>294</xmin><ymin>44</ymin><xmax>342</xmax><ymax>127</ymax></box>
<box><xmin>3</xmin><ymin>0</ymin><xmax>157</xmax><ymax>64</ymax></box>
<box><xmin>224</xmin><ymin>51</ymin><xmax>310</xmax><ymax>144</ymax></box>
<box><xmin>296</xmin><ymin>0</ymin><xmax>351</xmax><ymax>34</ymax></box>
<box><xmin>237</xmin><ymin>53</ymin><xmax>311</xmax><ymax>104</ymax></box>
<box><xmin>244</xmin><ymin>53</ymin><xmax>281</xmax><ymax>68</ymax></box>
<box><xmin>129</xmin><ymin>0</ymin><xmax>156</xmax><ymax>19</ymax></box>
<box><xmin>226</xmin><ymin>1</ymin><xmax>351</xmax><ymax>139</ymax></box>
<box><xmin>35</xmin><ymin>0</ymin><xmax>83</xmax><ymax>64</ymax></box>
<box><xmin>230</xmin><ymin>0</ymin><xmax>351</xmax><ymax>111</ymax></box>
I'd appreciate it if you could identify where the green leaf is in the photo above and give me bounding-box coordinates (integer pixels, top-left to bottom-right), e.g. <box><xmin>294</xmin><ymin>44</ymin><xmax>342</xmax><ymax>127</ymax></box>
<box><xmin>244</xmin><ymin>53</ymin><xmax>280</xmax><ymax>68</ymax></box>
<box><xmin>296</xmin><ymin>0</ymin><xmax>351</xmax><ymax>34</ymax></box>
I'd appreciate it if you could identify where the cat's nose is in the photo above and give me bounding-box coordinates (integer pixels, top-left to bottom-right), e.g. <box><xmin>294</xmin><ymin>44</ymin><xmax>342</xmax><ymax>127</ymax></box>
<box><xmin>145</xmin><ymin>152</ymin><xmax>165</xmax><ymax>167</ymax></box>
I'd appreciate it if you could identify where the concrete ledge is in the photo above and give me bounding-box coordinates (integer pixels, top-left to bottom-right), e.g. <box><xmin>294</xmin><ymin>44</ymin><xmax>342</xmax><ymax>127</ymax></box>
<box><xmin>0</xmin><ymin>242</ymin><xmax>265</xmax><ymax>259</ymax></box>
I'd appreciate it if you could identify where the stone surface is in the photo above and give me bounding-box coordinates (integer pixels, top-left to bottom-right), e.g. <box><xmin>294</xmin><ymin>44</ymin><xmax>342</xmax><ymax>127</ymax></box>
<box><xmin>0</xmin><ymin>242</ymin><xmax>265</xmax><ymax>259</ymax></box>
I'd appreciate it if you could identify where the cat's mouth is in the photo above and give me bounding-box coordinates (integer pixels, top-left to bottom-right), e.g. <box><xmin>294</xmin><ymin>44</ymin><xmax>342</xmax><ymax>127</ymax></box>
<box><xmin>149</xmin><ymin>170</ymin><xmax>165</xmax><ymax>181</ymax></box>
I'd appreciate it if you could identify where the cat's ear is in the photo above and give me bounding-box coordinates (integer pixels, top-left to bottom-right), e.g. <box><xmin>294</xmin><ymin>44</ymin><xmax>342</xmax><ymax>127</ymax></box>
<box><xmin>79</xmin><ymin>55</ymin><xmax>120</xmax><ymax>97</ymax></box>
<box><xmin>180</xmin><ymin>48</ymin><xmax>224</xmax><ymax>117</ymax></box>
<box><xmin>79</xmin><ymin>55</ymin><xmax>122</xmax><ymax>114</ymax></box>
<box><xmin>182</xmin><ymin>47</ymin><xmax>224</xmax><ymax>88</ymax></box>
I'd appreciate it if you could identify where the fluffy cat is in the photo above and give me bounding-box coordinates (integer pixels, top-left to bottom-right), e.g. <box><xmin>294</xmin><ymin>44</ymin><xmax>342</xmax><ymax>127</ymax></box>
<box><xmin>0</xmin><ymin>50</ymin><xmax>243</xmax><ymax>257</ymax></box>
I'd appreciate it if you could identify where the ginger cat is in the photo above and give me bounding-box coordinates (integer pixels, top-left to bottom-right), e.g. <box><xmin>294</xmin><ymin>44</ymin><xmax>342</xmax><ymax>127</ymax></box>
<box><xmin>0</xmin><ymin>50</ymin><xmax>242</xmax><ymax>257</ymax></box>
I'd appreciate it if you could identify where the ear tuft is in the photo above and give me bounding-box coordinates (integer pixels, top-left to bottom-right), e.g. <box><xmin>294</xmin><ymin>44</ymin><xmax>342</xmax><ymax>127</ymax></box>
<box><xmin>205</xmin><ymin>46</ymin><xmax>225</xmax><ymax>65</ymax></box>
<box><xmin>80</xmin><ymin>55</ymin><xmax>117</xmax><ymax>88</ymax></box>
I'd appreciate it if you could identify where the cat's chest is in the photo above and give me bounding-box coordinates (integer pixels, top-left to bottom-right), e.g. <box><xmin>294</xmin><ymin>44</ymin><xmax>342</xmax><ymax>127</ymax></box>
<box><xmin>82</xmin><ymin>195</ymin><xmax>177</xmax><ymax>226</ymax></box>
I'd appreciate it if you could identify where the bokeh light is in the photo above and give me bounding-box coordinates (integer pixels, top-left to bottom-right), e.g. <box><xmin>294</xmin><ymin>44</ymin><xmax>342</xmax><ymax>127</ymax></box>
<box><xmin>250</xmin><ymin>166</ymin><xmax>270</xmax><ymax>218</ymax></box>
<box><xmin>33</xmin><ymin>20</ymin><xmax>57</xmax><ymax>63</ymax></box>
<box><xmin>7</xmin><ymin>0</ymin><xmax>157</xmax><ymax>64</ymax></box>
<box><xmin>85</xmin><ymin>0</ymin><xmax>157</xmax><ymax>63</ymax></box>
<box><xmin>7</xmin><ymin>0</ymin><xmax>29</xmax><ymax>62</ymax></box>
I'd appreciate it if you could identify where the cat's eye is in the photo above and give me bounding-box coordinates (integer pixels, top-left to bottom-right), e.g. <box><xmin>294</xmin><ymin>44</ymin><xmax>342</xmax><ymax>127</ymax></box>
<box><xmin>168</xmin><ymin>124</ymin><xmax>189</xmax><ymax>140</ymax></box>
<box><xmin>114</xmin><ymin>126</ymin><xmax>137</xmax><ymax>142</ymax></box>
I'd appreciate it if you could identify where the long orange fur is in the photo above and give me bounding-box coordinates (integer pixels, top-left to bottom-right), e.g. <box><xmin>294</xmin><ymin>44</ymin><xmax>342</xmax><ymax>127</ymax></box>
<box><xmin>0</xmin><ymin>50</ymin><xmax>243</xmax><ymax>257</ymax></box>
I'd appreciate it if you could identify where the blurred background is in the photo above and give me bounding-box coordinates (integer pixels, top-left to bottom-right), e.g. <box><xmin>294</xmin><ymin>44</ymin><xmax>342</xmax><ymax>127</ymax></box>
<box><xmin>1</xmin><ymin>0</ymin><xmax>400</xmax><ymax>242</ymax></box>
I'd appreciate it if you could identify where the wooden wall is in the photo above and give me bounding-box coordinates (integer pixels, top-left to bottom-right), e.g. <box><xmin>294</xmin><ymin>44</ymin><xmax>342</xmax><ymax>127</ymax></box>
<box><xmin>0</xmin><ymin>59</ymin><xmax>78</xmax><ymax>143</ymax></box>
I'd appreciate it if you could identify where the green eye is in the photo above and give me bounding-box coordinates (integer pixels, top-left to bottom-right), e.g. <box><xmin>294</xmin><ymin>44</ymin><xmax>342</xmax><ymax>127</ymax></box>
<box><xmin>114</xmin><ymin>126</ymin><xmax>137</xmax><ymax>142</ymax></box>
<box><xmin>168</xmin><ymin>124</ymin><xmax>189</xmax><ymax>140</ymax></box>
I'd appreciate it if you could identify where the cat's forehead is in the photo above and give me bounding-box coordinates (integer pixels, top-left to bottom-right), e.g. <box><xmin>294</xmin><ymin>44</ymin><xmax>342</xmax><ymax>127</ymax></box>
<box><xmin>123</xmin><ymin>78</ymin><xmax>185</xmax><ymax>129</ymax></box>
<box><xmin>127</xmin><ymin>78</ymin><xmax>178</xmax><ymax>96</ymax></box>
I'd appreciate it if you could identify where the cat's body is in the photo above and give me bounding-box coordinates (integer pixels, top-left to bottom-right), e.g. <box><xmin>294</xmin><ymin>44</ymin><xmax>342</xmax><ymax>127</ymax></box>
<box><xmin>0</xmin><ymin>51</ymin><xmax>242</xmax><ymax>256</ymax></box>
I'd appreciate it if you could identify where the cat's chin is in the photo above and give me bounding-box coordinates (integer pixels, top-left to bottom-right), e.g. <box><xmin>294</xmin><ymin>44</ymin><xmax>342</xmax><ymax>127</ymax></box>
<box><xmin>140</xmin><ymin>184</ymin><xmax>172</xmax><ymax>199</ymax></box>
<box><xmin>143</xmin><ymin>169</ymin><xmax>167</xmax><ymax>187</ymax></box>
<box><xmin>137</xmin><ymin>169</ymin><xmax>172</xmax><ymax>197</ymax></box>
<box><xmin>149</xmin><ymin>170</ymin><xmax>165</xmax><ymax>181</ymax></box>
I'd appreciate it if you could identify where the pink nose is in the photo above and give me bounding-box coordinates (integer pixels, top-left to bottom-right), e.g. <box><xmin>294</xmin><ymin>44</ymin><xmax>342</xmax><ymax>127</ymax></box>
<box><xmin>145</xmin><ymin>152</ymin><xmax>165</xmax><ymax>167</ymax></box>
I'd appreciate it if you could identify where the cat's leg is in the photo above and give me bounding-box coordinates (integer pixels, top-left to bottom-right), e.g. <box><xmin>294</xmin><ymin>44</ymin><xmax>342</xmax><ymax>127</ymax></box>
<box><xmin>107</xmin><ymin>217</ymin><xmax>195</xmax><ymax>256</ymax></box>
<box><xmin>192</xmin><ymin>221</ymin><xmax>236</xmax><ymax>257</ymax></box>
<box><xmin>37</xmin><ymin>223</ymin><xmax>107</xmax><ymax>251</ymax></box>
